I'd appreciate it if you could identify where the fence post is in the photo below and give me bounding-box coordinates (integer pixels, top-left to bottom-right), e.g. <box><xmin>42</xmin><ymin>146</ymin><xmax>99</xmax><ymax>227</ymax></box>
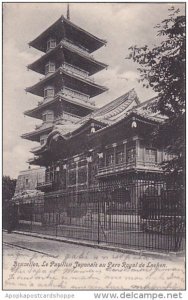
<box><xmin>55</xmin><ymin>212</ymin><xmax>58</xmax><ymax>237</ymax></box>
<box><xmin>31</xmin><ymin>199</ymin><xmax>33</xmax><ymax>232</ymax></box>
<box><xmin>98</xmin><ymin>194</ymin><xmax>100</xmax><ymax>244</ymax></box>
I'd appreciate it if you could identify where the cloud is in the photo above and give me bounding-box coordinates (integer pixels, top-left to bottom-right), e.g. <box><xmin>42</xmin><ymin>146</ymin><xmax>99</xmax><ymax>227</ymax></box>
<box><xmin>118</xmin><ymin>71</ymin><xmax>139</xmax><ymax>82</ymax></box>
<box><xmin>3</xmin><ymin>142</ymin><xmax>37</xmax><ymax>178</ymax></box>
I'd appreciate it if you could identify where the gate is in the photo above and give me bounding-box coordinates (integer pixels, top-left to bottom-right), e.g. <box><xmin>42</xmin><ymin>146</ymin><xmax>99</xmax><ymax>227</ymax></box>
<box><xmin>14</xmin><ymin>181</ymin><xmax>185</xmax><ymax>252</ymax></box>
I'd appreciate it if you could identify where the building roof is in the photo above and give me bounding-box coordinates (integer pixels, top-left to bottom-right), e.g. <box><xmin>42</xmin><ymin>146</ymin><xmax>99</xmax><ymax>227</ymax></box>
<box><xmin>37</xmin><ymin>89</ymin><xmax>140</xmax><ymax>143</ymax></box>
<box><xmin>24</xmin><ymin>94</ymin><xmax>96</xmax><ymax>120</ymax></box>
<box><xmin>28</xmin><ymin>41</ymin><xmax>108</xmax><ymax>76</ymax></box>
<box><xmin>31</xmin><ymin>123</ymin><xmax>78</xmax><ymax>155</ymax></box>
<box><xmin>26</xmin><ymin>67</ymin><xmax>108</xmax><ymax>98</ymax></box>
<box><xmin>30</xmin><ymin>89</ymin><xmax>165</xmax><ymax>158</ymax></box>
<box><xmin>130</xmin><ymin>96</ymin><xmax>166</xmax><ymax>123</ymax></box>
<box><xmin>29</xmin><ymin>15</ymin><xmax>107</xmax><ymax>53</ymax></box>
<box><xmin>21</xmin><ymin>123</ymin><xmax>53</xmax><ymax>142</ymax></box>
<box><xmin>75</xmin><ymin>88</ymin><xmax>140</xmax><ymax>126</ymax></box>
<box><xmin>49</xmin><ymin>89</ymin><xmax>165</xmax><ymax>139</ymax></box>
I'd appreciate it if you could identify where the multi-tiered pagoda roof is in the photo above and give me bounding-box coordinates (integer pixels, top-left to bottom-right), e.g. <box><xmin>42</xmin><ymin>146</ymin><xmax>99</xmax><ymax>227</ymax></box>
<box><xmin>26</xmin><ymin>67</ymin><xmax>107</xmax><ymax>98</ymax></box>
<box><xmin>28</xmin><ymin>15</ymin><xmax>107</xmax><ymax>53</ymax></box>
<box><xmin>28</xmin><ymin>41</ymin><xmax>108</xmax><ymax>76</ymax></box>
<box><xmin>22</xmin><ymin>14</ymin><xmax>108</xmax><ymax>147</ymax></box>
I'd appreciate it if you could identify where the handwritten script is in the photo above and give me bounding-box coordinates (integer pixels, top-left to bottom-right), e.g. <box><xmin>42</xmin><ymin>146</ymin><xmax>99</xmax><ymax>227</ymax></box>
<box><xmin>3</xmin><ymin>245</ymin><xmax>185</xmax><ymax>290</ymax></box>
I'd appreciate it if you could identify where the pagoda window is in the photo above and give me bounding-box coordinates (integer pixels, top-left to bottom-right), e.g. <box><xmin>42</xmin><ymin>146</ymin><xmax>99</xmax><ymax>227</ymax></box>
<box><xmin>44</xmin><ymin>86</ymin><xmax>55</xmax><ymax>99</ymax></box>
<box><xmin>106</xmin><ymin>148</ymin><xmax>114</xmax><ymax>166</ymax></box>
<box><xmin>40</xmin><ymin>134</ymin><xmax>48</xmax><ymax>145</ymax></box>
<box><xmin>127</xmin><ymin>148</ymin><xmax>135</xmax><ymax>163</ymax></box>
<box><xmin>116</xmin><ymin>145</ymin><xmax>124</xmax><ymax>164</ymax></box>
<box><xmin>126</xmin><ymin>141</ymin><xmax>136</xmax><ymax>163</ymax></box>
<box><xmin>45</xmin><ymin>62</ymin><xmax>56</xmax><ymax>75</ymax></box>
<box><xmin>98</xmin><ymin>153</ymin><xmax>105</xmax><ymax>168</ymax></box>
<box><xmin>42</xmin><ymin>110</ymin><xmax>54</xmax><ymax>122</ymax></box>
<box><xmin>40</xmin><ymin>139</ymin><xmax>45</xmax><ymax>145</ymax></box>
<box><xmin>145</xmin><ymin>148</ymin><xmax>157</xmax><ymax>163</ymax></box>
<box><xmin>45</xmin><ymin>169</ymin><xmax>51</xmax><ymax>183</ymax></box>
<box><xmin>46</xmin><ymin>38</ymin><xmax>56</xmax><ymax>52</ymax></box>
<box><xmin>78</xmin><ymin>167</ymin><xmax>87</xmax><ymax>184</ymax></box>
<box><xmin>68</xmin><ymin>169</ymin><xmax>76</xmax><ymax>186</ymax></box>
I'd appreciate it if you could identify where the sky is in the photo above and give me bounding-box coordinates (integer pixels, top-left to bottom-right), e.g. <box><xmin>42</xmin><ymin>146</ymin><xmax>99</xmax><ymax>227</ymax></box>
<box><xmin>3</xmin><ymin>2</ymin><xmax>185</xmax><ymax>179</ymax></box>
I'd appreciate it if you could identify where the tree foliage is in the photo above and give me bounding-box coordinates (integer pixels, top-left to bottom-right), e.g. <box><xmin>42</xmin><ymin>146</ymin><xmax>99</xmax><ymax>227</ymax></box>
<box><xmin>128</xmin><ymin>7</ymin><xmax>185</xmax><ymax>186</ymax></box>
<box><xmin>2</xmin><ymin>176</ymin><xmax>16</xmax><ymax>202</ymax></box>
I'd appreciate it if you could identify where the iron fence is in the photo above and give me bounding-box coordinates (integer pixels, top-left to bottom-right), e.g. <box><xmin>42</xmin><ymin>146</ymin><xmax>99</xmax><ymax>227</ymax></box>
<box><xmin>10</xmin><ymin>175</ymin><xmax>185</xmax><ymax>252</ymax></box>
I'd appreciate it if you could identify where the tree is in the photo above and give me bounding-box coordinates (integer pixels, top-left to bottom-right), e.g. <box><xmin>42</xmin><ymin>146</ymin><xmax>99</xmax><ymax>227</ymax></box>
<box><xmin>128</xmin><ymin>7</ymin><xmax>185</xmax><ymax>186</ymax></box>
<box><xmin>2</xmin><ymin>176</ymin><xmax>17</xmax><ymax>202</ymax></box>
<box><xmin>2</xmin><ymin>176</ymin><xmax>17</xmax><ymax>231</ymax></box>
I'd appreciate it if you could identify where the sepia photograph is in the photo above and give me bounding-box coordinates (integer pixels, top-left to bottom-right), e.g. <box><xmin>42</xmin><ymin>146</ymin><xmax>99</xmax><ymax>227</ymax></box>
<box><xmin>2</xmin><ymin>1</ymin><xmax>186</xmax><ymax>292</ymax></box>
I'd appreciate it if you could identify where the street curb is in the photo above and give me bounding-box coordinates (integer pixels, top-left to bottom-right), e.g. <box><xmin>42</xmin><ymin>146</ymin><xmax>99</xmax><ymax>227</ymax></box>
<box><xmin>3</xmin><ymin>230</ymin><xmax>184</xmax><ymax>260</ymax></box>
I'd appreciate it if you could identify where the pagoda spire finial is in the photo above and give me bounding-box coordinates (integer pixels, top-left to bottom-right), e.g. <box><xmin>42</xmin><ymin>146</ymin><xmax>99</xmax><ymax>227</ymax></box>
<box><xmin>67</xmin><ymin>3</ymin><xmax>70</xmax><ymax>20</ymax></box>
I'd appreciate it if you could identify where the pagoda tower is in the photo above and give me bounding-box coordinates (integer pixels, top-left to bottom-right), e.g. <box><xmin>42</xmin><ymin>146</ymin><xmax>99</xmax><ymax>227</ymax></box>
<box><xmin>22</xmin><ymin>14</ymin><xmax>108</xmax><ymax>165</ymax></box>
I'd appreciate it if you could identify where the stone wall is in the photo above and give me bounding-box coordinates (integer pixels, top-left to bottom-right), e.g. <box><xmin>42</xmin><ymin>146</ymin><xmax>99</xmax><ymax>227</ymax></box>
<box><xmin>15</xmin><ymin>167</ymin><xmax>45</xmax><ymax>195</ymax></box>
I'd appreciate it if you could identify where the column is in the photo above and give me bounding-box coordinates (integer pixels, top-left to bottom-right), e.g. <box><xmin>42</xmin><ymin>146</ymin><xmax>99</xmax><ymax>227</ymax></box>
<box><xmin>86</xmin><ymin>162</ymin><xmax>89</xmax><ymax>188</ymax></box>
<box><xmin>76</xmin><ymin>162</ymin><xmax>78</xmax><ymax>192</ymax></box>
<box><xmin>123</xmin><ymin>140</ymin><xmax>127</xmax><ymax>166</ymax></box>
<box><xmin>133</xmin><ymin>136</ymin><xmax>139</xmax><ymax>167</ymax></box>
<box><xmin>136</xmin><ymin>139</ymin><xmax>140</xmax><ymax>168</ymax></box>
<box><xmin>112</xmin><ymin>143</ymin><xmax>116</xmax><ymax>169</ymax></box>
<box><xmin>63</xmin><ymin>163</ymin><xmax>67</xmax><ymax>190</ymax></box>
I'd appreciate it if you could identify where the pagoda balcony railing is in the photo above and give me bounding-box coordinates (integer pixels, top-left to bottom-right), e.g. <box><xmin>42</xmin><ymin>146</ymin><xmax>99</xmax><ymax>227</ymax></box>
<box><xmin>31</xmin><ymin>144</ymin><xmax>46</xmax><ymax>152</ymax></box>
<box><xmin>97</xmin><ymin>159</ymin><xmax>161</xmax><ymax>176</ymax></box>
<box><xmin>45</xmin><ymin>71</ymin><xmax>55</xmax><ymax>78</ymax></box>
<box><xmin>61</xmin><ymin>38</ymin><xmax>91</xmax><ymax>57</ymax></box>
<box><xmin>55</xmin><ymin>112</ymin><xmax>81</xmax><ymax>123</ymax></box>
<box><xmin>35</xmin><ymin>123</ymin><xmax>42</xmax><ymax>130</ymax></box>
<box><xmin>27</xmin><ymin>156</ymin><xmax>39</xmax><ymax>163</ymax></box>
<box><xmin>37</xmin><ymin>91</ymin><xmax>95</xmax><ymax>108</ymax></box>
<box><xmin>28</xmin><ymin>158</ymin><xmax>35</xmax><ymax>163</ymax></box>
<box><xmin>38</xmin><ymin>98</ymin><xmax>54</xmax><ymax>107</ymax></box>
<box><xmin>62</xmin><ymin>63</ymin><xmax>94</xmax><ymax>82</ymax></box>
<box><xmin>38</xmin><ymin>100</ymin><xmax>43</xmax><ymax>106</ymax></box>
<box><xmin>35</xmin><ymin>121</ymin><xmax>53</xmax><ymax>130</ymax></box>
<box><xmin>61</xmin><ymin>87</ymin><xmax>95</xmax><ymax>106</ymax></box>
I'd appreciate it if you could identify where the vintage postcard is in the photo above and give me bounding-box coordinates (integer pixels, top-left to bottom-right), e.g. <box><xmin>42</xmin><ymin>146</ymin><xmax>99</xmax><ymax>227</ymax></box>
<box><xmin>2</xmin><ymin>1</ymin><xmax>186</xmax><ymax>293</ymax></box>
